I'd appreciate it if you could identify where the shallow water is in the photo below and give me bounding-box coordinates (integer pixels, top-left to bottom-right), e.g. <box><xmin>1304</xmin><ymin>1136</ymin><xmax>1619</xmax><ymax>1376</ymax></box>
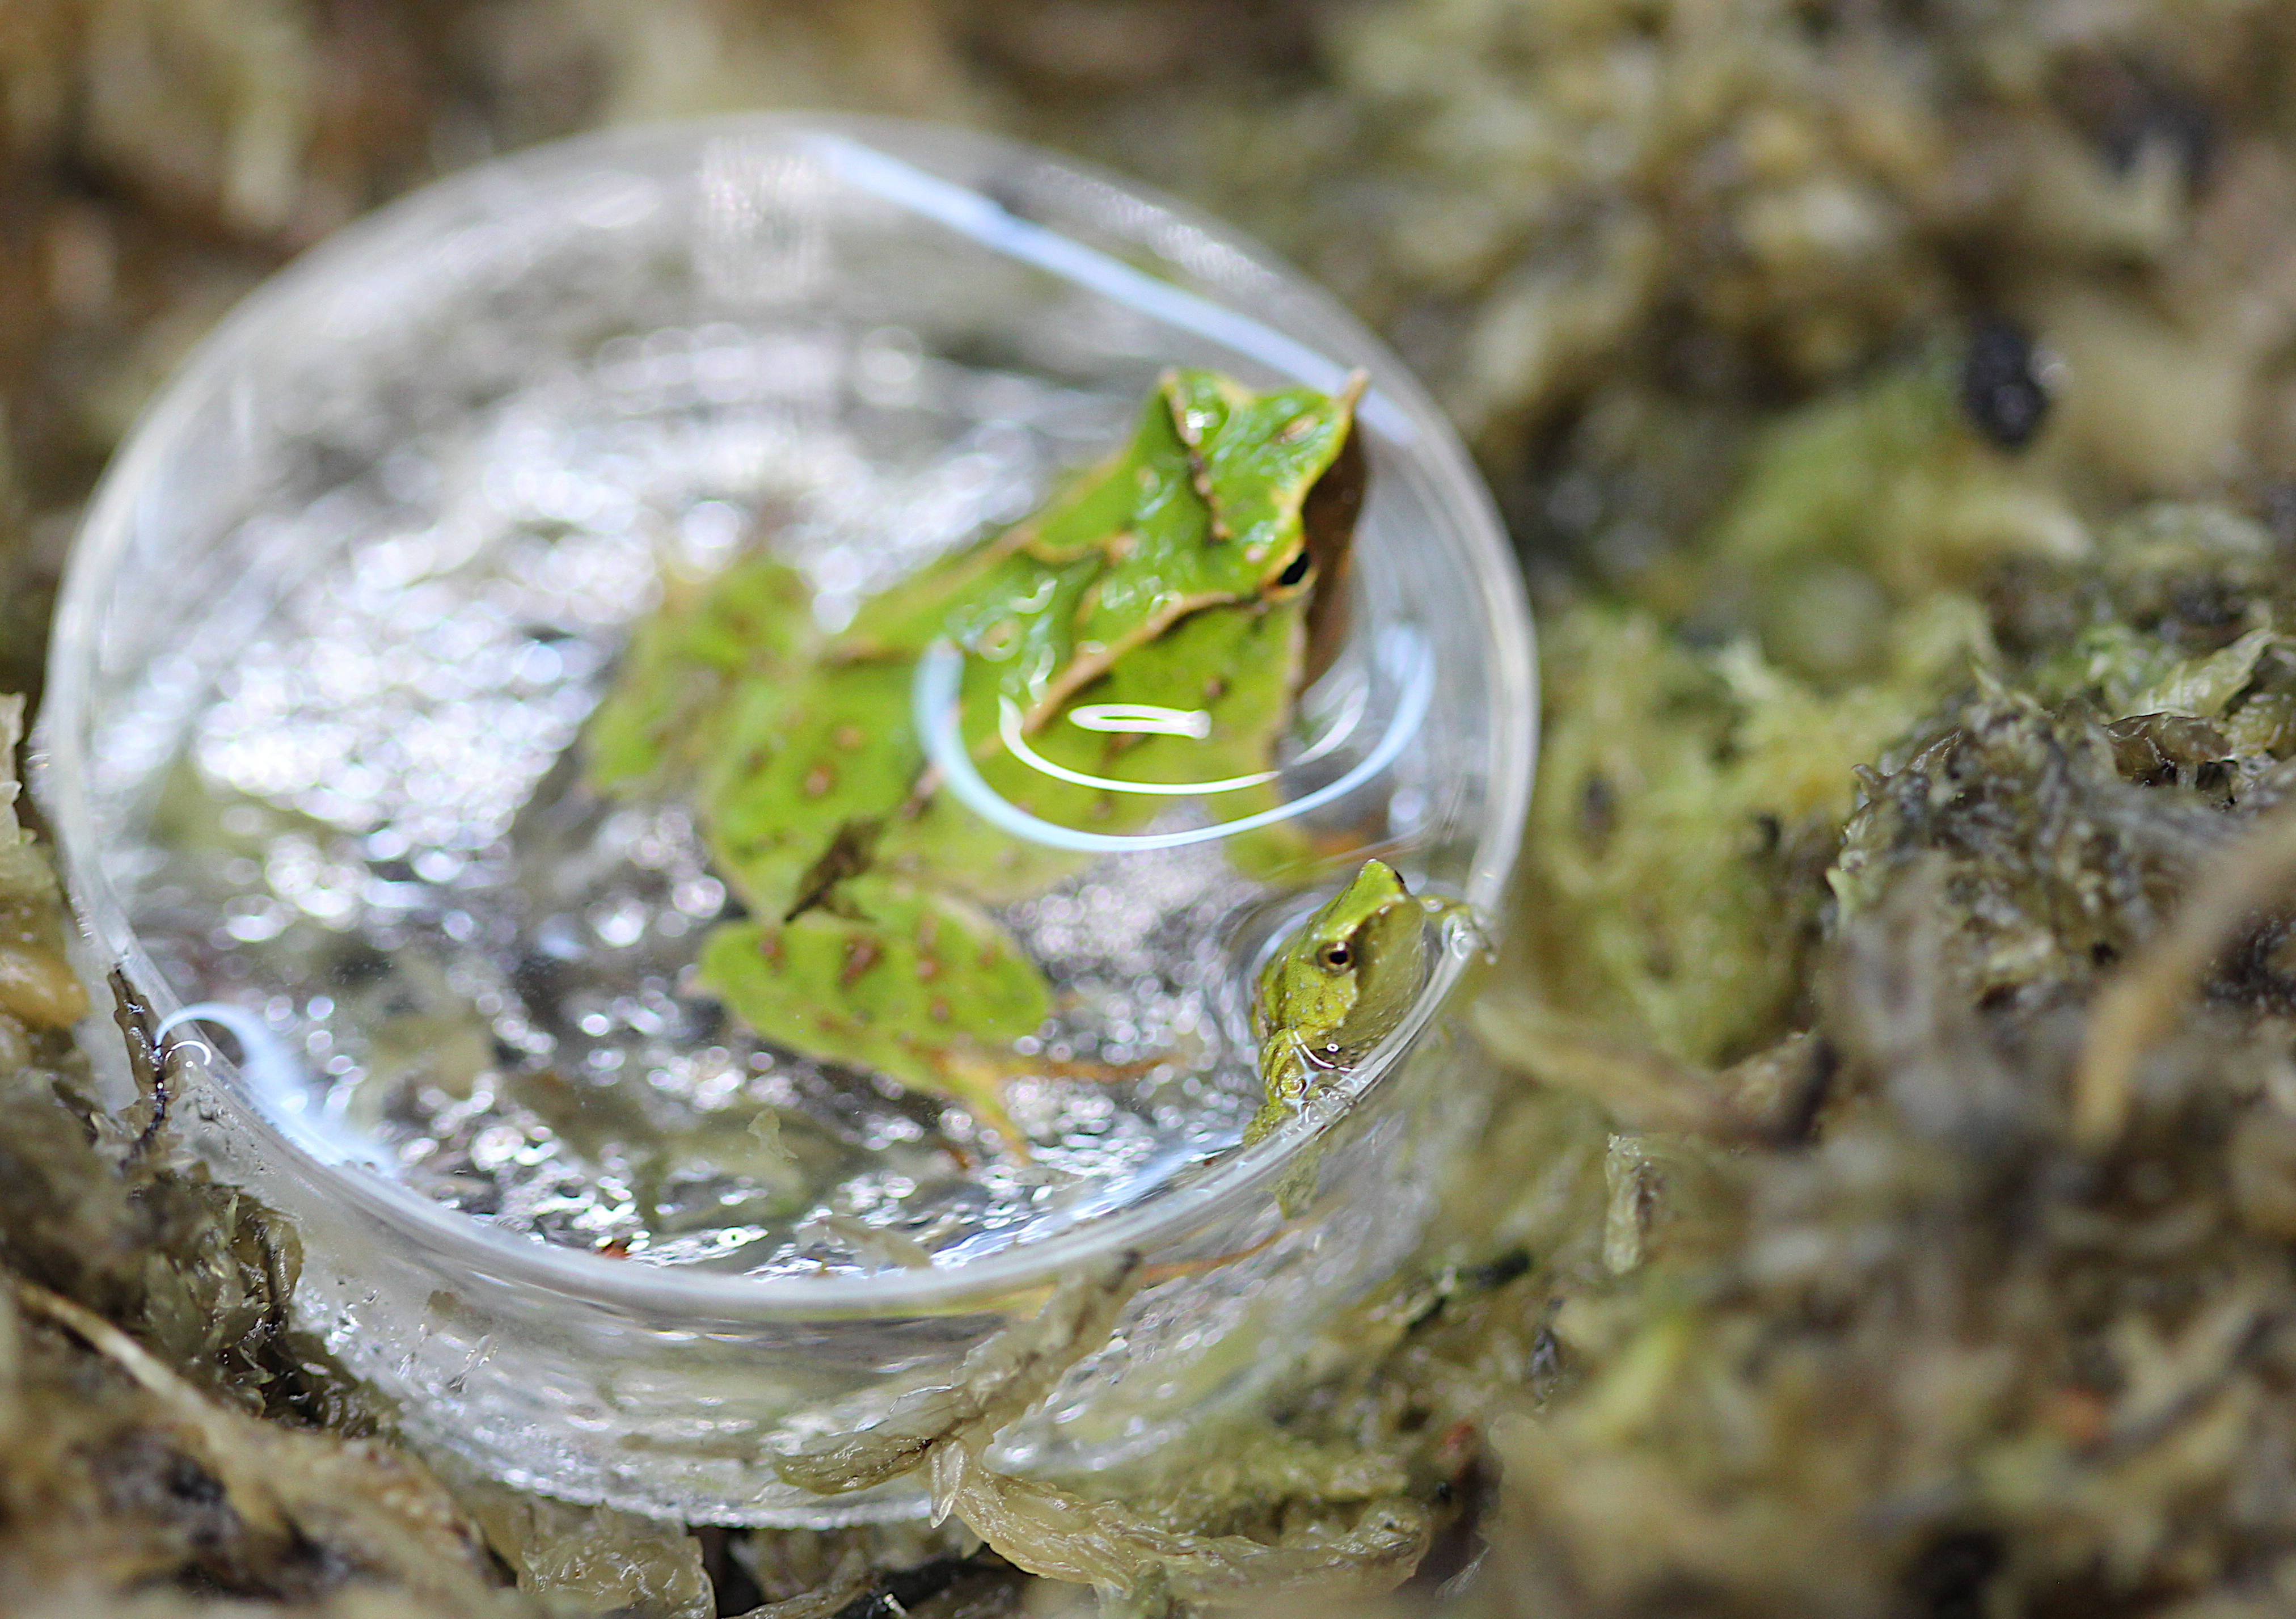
<box><xmin>113</xmin><ymin>334</ymin><xmax>1295</xmax><ymax>1280</ymax></box>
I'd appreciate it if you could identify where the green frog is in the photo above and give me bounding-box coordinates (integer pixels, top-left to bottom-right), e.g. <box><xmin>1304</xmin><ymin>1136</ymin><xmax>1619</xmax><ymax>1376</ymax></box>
<box><xmin>584</xmin><ymin>368</ymin><xmax>1366</xmax><ymax>1148</ymax></box>
<box><xmin>1246</xmin><ymin>859</ymin><xmax>1461</xmax><ymax>1143</ymax></box>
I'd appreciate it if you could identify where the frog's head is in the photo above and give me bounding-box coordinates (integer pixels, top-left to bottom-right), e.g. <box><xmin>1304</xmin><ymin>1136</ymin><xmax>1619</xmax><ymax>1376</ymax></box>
<box><xmin>1162</xmin><ymin>368</ymin><xmax>1366</xmax><ymax>682</ymax></box>
<box><xmin>1255</xmin><ymin>859</ymin><xmax>1429</xmax><ymax>1059</ymax></box>
<box><xmin>1291</xmin><ymin>390</ymin><xmax>1365</xmax><ymax>685</ymax></box>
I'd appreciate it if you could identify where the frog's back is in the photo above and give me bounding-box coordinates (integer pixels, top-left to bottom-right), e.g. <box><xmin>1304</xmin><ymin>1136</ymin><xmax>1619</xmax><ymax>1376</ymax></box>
<box><xmin>701</xmin><ymin>659</ymin><xmax>922</xmax><ymax>905</ymax></box>
<box><xmin>584</xmin><ymin>555</ymin><xmax>819</xmax><ymax>791</ymax></box>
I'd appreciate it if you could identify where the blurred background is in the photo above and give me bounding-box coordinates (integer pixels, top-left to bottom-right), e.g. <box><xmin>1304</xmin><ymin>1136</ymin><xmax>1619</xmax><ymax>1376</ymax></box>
<box><xmin>12</xmin><ymin>0</ymin><xmax>2294</xmax><ymax>688</ymax></box>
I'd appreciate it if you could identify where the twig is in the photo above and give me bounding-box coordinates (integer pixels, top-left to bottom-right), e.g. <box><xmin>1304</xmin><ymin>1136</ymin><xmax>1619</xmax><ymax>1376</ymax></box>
<box><xmin>2071</xmin><ymin>807</ymin><xmax>2296</xmax><ymax>1148</ymax></box>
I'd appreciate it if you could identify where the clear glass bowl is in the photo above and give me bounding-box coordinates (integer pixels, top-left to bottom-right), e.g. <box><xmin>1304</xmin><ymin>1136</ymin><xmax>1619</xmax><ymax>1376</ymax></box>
<box><xmin>35</xmin><ymin>115</ymin><xmax>1536</xmax><ymax>1524</ymax></box>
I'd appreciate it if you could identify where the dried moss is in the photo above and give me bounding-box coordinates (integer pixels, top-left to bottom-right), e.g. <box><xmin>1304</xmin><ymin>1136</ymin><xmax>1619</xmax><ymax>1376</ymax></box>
<box><xmin>1458</xmin><ymin>706</ymin><xmax>2296</xmax><ymax>1614</ymax></box>
<box><xmin>0</xmin><ymin>744</ymin><xmax>545</xmax><ymax>1612</ymax></box>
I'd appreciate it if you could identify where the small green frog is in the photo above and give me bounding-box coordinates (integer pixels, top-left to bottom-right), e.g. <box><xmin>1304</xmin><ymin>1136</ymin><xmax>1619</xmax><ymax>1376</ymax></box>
<box><xmin>1246</xmin><ymin>859</ymin><xmax>1457</xmax><ymax>1142</ymax></box>
<box><xmin>585</xmin><ymin>369</ymin><xmax>1365</xmax><ymax>1147</ymax></box>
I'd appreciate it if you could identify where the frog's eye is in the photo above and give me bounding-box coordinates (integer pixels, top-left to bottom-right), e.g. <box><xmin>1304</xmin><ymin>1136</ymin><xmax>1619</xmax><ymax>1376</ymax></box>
<box><xmin>1316</xmin><ymin>941</ymin><xmax>1353</xmax><ymax>971</ymax></box>
<box><xmin>1274</xmin><ymin>549</ymin><xmax>1314</xmax><ymax>590</ymax></box>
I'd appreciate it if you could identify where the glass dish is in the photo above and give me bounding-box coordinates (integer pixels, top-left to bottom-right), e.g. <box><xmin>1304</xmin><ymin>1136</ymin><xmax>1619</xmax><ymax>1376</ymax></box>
<box><xmin>35</xmin><ymin>114</ymin><xmax>1536</xmax><ymax>1524</ymax></box>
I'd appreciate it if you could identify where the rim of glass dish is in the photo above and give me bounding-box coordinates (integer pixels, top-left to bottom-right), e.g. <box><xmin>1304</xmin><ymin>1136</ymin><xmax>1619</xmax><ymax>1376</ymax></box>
<box><xmin>35</xmin><ymin>112</ymin><xmax>1537</xmax><ymax>1321</ymax></box>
